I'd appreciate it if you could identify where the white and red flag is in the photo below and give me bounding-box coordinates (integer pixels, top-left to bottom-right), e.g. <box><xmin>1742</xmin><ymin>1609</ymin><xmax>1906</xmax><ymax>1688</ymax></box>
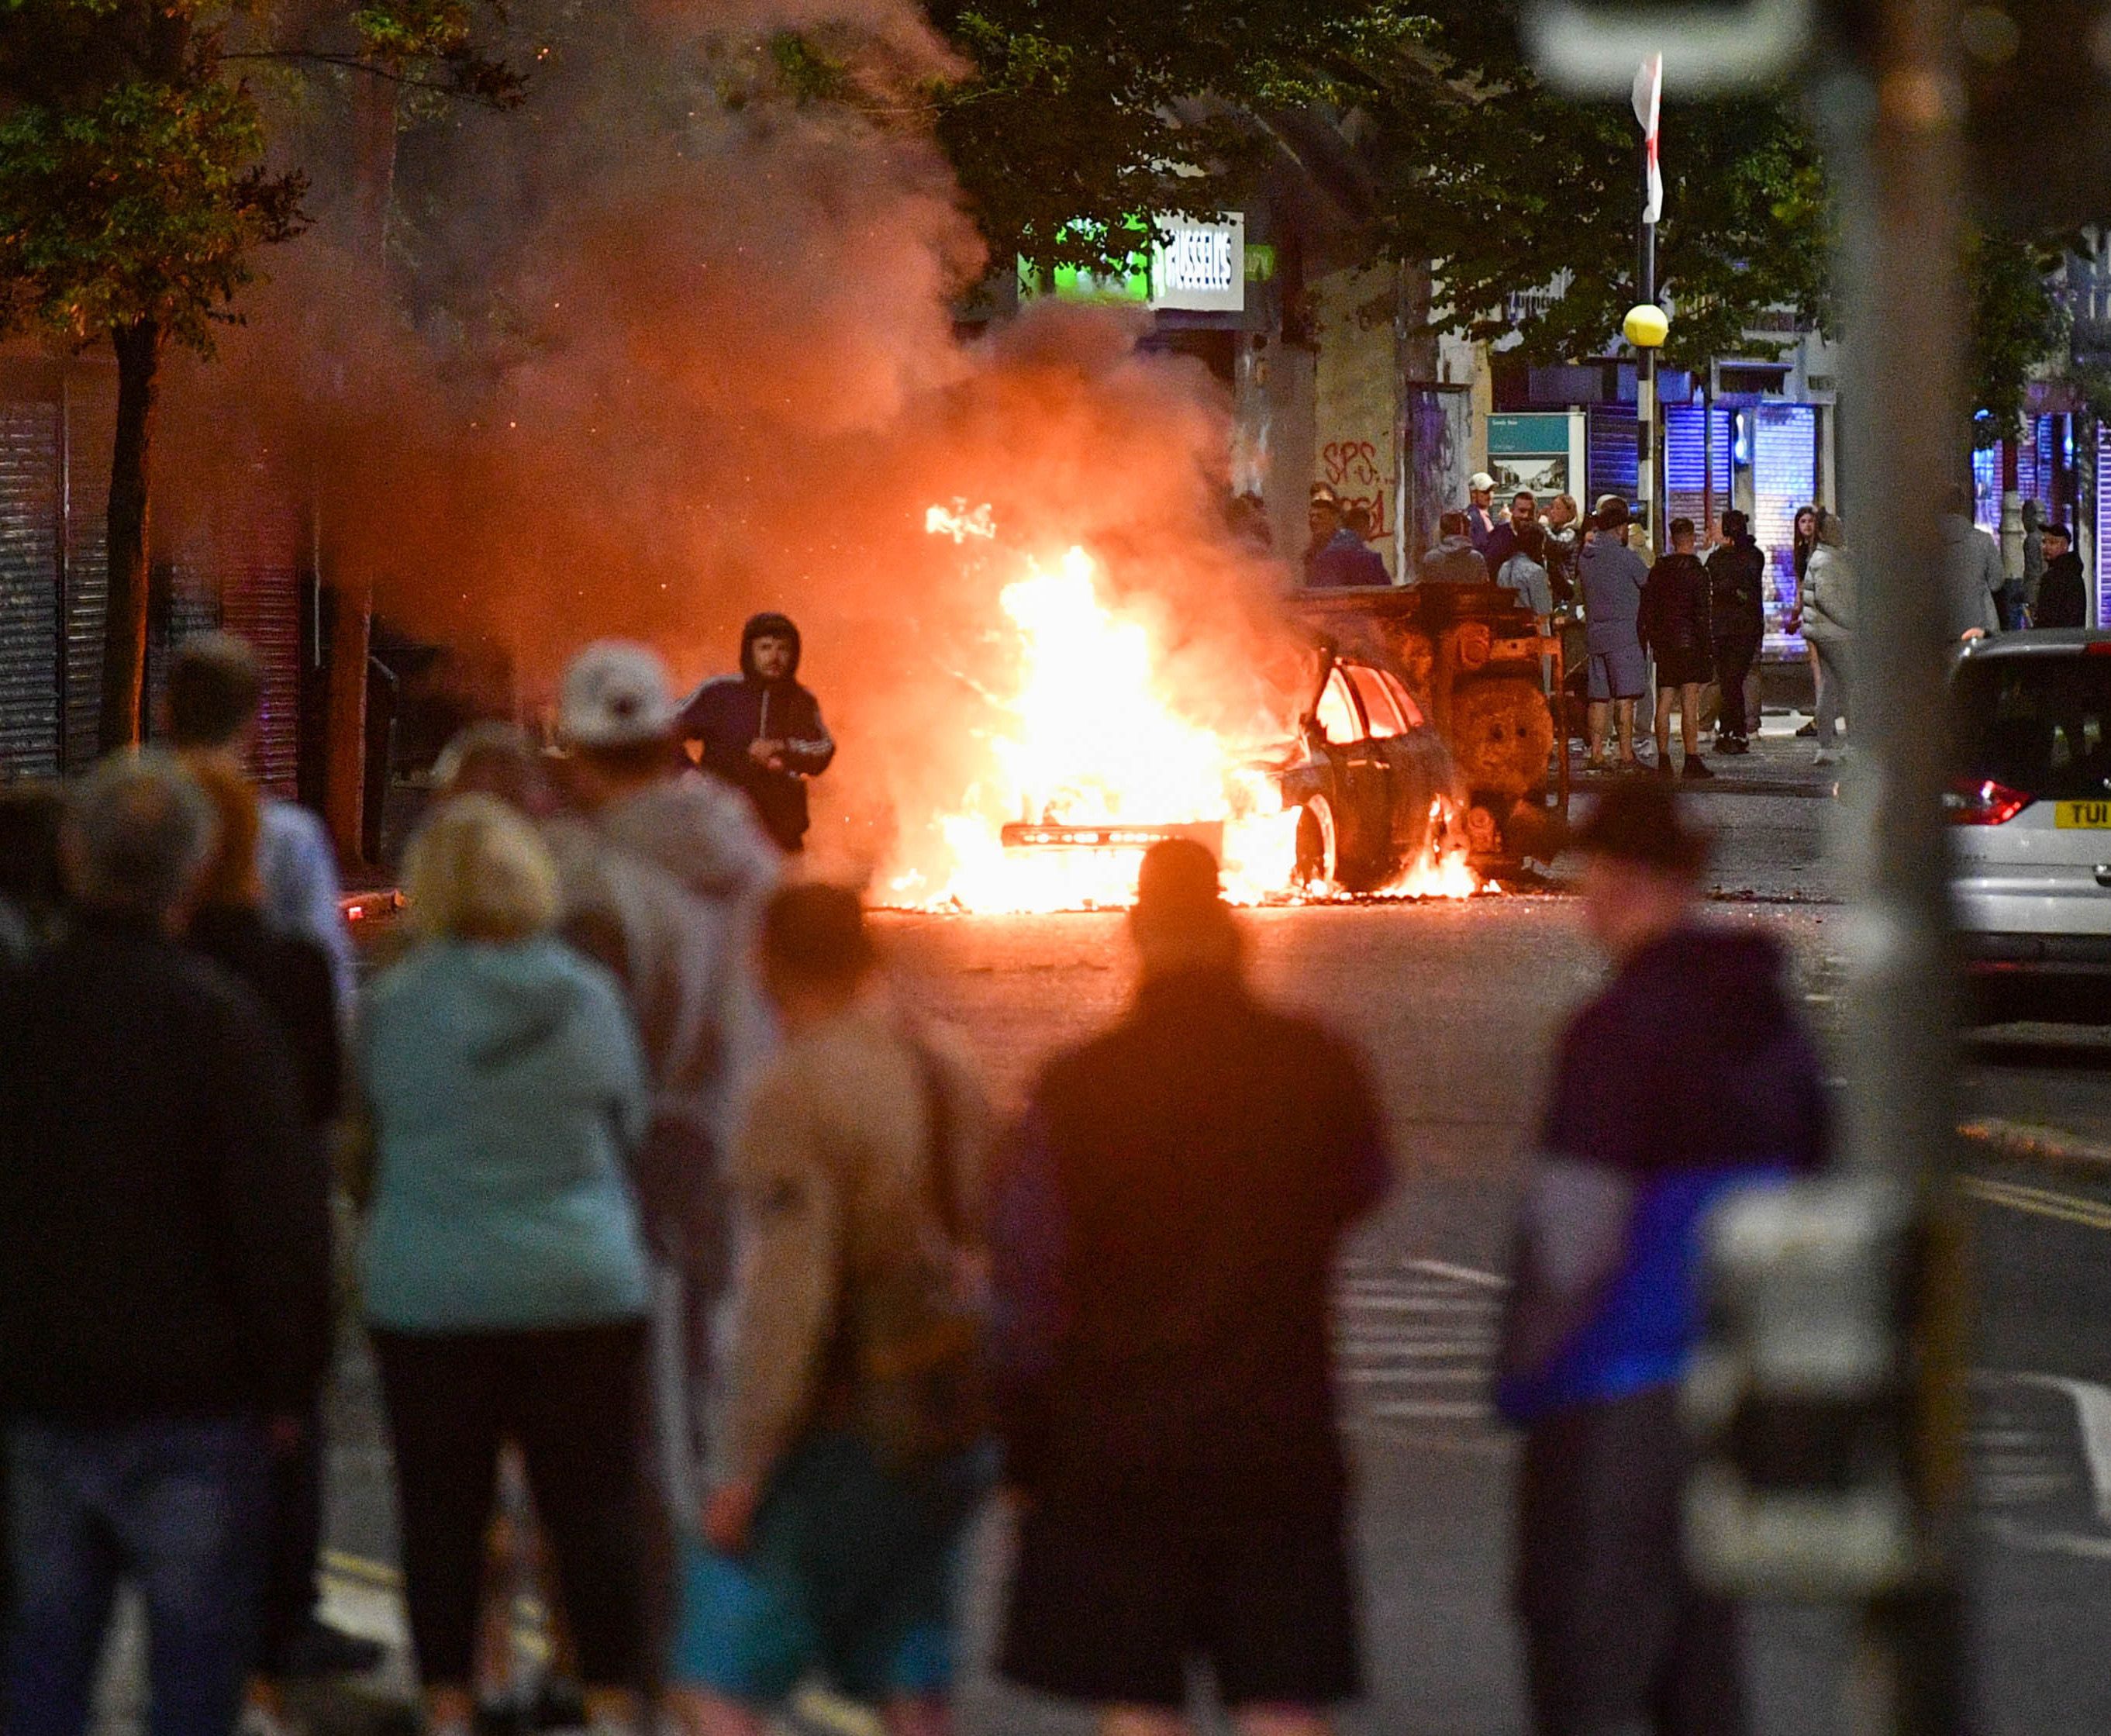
<box><xmin>1632</xmin><ymin>53</ymin><xmax>1664</xmax><ymax>225</ymax></box>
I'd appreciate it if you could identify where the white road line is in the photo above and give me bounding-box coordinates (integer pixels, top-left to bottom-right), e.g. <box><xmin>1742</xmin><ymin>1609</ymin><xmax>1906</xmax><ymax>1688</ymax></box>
<box><xmin>2010</xmin><ymin>1373</ymin><xmax>2111</xmax><ymax>1527</ymax></box>
<box><xmin>1339</xmin><ymin>1296</ymin><xmax>1499</xmax><ymax>1314</ymax></box>
<box><xmin>1366</xmin><ymin>1399</ymin><xmax>1494</xmax><ymax>1420</ymax></box>
<box><xmin>1405</xmin><ymin>1258</ymin><xmax>1509</xmax><ymax>1289</ymax></box>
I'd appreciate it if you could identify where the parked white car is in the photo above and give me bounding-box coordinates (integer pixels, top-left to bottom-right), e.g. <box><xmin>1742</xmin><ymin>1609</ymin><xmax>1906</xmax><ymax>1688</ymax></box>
<box><xmin>1951</xmin><ymin>631</ymin><xmax>2111</xmax><ymax>1009</ymax></box>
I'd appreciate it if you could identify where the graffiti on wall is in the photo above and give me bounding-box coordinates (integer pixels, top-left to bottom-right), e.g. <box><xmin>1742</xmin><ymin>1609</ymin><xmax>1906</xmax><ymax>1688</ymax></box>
<box><xmin>1321</xmin><ymin>439</ymin><xmax>1391</xmax><ymax>541</ymax></box>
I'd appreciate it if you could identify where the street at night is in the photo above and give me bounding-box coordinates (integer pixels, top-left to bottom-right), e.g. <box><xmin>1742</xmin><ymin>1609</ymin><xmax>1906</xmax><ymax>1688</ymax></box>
<box><xmin>229</xmin><ymin>743</ymin><xmax>2111</xmax><ymax>1736</ymax></box>
<box><xmin>13</xmin><ymin>0</ymin><xmax>2111</xmax><ymax>1730</ymax></box>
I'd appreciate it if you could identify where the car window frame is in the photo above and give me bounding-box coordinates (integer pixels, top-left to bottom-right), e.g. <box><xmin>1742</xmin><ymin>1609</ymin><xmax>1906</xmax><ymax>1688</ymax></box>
<box><xmin>1314</xmin><ymin>667</ymin><xmax>1368</xmax><ymax>746</ymax></box>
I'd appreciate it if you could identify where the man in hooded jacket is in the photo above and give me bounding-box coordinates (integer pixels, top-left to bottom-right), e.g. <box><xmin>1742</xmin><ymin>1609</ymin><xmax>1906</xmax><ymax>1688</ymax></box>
<box><xmin>1498</xmin><ymin>781</ymin><xmax>1828</xmax><ymax>1736</ymax></box>
<box><xmin>679</xmin><ymin>613</ymin><xmax>837</xmax><ymax>854</ymax></box>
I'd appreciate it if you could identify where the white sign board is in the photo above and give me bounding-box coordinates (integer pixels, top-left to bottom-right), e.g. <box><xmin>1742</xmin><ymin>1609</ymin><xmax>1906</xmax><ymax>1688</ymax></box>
<box><xmin>1152</xmin><ymin>215</ymin><xmax>1244</xmax><ymax>312</ymax></box>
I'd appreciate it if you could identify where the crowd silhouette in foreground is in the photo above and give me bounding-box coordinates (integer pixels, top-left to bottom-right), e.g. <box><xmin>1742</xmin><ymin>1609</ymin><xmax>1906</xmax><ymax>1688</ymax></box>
<box><xmin>0</xmin><ymin>622</ymin><xmax>1826</xmax><ymax>1736</ymax></box>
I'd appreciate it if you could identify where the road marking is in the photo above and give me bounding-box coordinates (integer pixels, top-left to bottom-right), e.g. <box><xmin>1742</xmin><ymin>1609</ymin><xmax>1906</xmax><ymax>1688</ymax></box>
<box><xmin>2009</xmin><ymin>1373</ymin><xmax>2111</xmax><ymax>1527</ymax></box>
<box><xmin>1336</xmin><ymin>1255</ymin><xmax>1505</xmax><ymax>1437</ymax></box>
<box><xmin>1964</xmin><ymin>1175</ymin><xmax>2111</xmax><ymax>1232</ymax></box>
<box><xmin>1404</xmin><ymin>1258</ymin><xmax>1509</xmax><ymax>1289</ymax></box>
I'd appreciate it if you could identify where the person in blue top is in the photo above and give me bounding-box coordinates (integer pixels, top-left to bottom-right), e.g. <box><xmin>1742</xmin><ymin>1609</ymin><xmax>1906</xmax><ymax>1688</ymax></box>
<box><xmin>360</xmin><ymin>794</ymin><xmax>654</xmax><ymax>1736</ymax></box>
<box><xmin>1497</xmin><ymin>781</ymin><xmax>1828</xmax><ymax>1736</ymax></box>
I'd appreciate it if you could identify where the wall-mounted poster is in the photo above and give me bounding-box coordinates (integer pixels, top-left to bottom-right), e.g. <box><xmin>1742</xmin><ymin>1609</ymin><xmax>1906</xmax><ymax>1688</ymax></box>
<box><xmin>1491</xmin><ymin>454</ymin><xmax>1569</xmax><ymax>498</ymax></box>
<box><xmin>1398</xmin><ymin>383</ymin><xmax>1473</xmax><ymax>573</ymax></box>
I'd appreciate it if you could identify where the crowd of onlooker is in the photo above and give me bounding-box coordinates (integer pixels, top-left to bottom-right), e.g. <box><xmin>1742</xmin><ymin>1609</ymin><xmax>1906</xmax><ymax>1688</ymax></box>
<box><xmin>0</xmin><ymin>594</ymin><xmax>1840</xmax><ymax>1736</ymax></box>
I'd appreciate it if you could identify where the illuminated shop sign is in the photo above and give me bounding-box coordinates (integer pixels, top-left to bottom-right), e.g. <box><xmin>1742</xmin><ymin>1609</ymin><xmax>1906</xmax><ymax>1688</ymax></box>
<box><xmin>1019</xmin><ymin>213</ymin><xmax>1246</xmax><ymax>312</ymax></box>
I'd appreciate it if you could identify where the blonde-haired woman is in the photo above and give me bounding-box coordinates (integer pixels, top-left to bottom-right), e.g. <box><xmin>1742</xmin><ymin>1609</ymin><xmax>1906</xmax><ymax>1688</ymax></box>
<box><xmin>360</xmin><ymin>796</ymin><xmax>653</xmax><ymax>1733</ymax></box>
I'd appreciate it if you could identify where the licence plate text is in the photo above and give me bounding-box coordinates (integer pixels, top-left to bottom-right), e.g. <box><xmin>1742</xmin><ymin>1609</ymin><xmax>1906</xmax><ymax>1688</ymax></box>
<box><xmin>2055</xmin><ymin>801</ymin><xmax>2111</xmax><ymax>828</ymax></box>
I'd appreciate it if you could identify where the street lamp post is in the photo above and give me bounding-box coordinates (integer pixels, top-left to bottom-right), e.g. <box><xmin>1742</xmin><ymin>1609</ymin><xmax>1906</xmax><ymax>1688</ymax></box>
<box><xmin>1625</xmin><ymin>301</ymin><xmax>1671</xmax><ymax>553</ymax></box>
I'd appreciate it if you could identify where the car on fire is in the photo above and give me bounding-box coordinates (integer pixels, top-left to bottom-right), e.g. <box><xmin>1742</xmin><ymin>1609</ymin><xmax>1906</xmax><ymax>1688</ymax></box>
<box><xmin>999</xmin><ymin>651</ymin><xmax>1464</xmax><ymax>897</ymax></box>
<box><xmin>1282</xmin><ymin>652</ymin><xmax>1464</xmax><ymax>893</ymax></box>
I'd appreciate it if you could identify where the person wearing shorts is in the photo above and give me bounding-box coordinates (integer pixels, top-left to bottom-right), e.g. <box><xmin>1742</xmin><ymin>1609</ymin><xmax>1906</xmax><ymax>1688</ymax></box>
<box><xmin>992</xmin><ymin>840</ymin><xmax>1388</xmax><ymax>1736</ymax></box>
<box><xmin>1640</xmin><ymin>518</ymin><xmax>1716</xmax><ymax>782</ymax></box>
<box><xmin>1578</xmin><ymin>500</ymin><xmax>1651</xmax><ymax>772</ymax></box>
<box><xmin>673</xmin><ymin>885</ymin><xmax>992</xmax><ymax>1736</ymax></box>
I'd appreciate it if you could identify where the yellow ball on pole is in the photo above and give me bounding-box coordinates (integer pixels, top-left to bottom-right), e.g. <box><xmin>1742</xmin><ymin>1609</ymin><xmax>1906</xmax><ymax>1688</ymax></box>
<box><xmin>1623</xmin><ymin>303</ymin><xmax>1670</xmax><ymax>350</ymax></box>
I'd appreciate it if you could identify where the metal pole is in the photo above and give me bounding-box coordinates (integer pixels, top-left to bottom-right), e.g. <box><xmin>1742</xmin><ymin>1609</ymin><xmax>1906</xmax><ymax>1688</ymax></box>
<box><xmin>1639</xmin><ymin>185</ymin><xmax>1658</xmax><ymax>553</ymax></box>
<box><xmin>1819</xmin><ymin>0</ymin><xmax>1973</xmax><ymax>1727</ymax></box>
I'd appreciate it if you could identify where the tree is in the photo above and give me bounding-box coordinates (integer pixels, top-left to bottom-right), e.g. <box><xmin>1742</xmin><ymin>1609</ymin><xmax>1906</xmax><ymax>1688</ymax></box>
<box><xmin>0</xmin><ymin>7</ymin><xmax>307</xmax><ymax>750</ymax></box>
<box><xmin>0</xmin><ymin>0</ymin><xmax>519</xmax><ymax>751</ymax></box>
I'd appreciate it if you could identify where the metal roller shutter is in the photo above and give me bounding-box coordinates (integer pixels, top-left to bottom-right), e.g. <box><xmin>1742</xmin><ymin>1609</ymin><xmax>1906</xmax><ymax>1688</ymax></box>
<box><xmin>0</xmin><ymin>400</ymin><xmax>60</xmax><ymax>779</ymax></box>
<box><xmin>1664</xmin><ymin>407</ymin><xmax>1733</xmax><ymax>535</ymax></box>
<box><xmin>61</xmin><ymin>381</ymin><xmax>114</xmax><ymax>772</ymax></box>
<box><xmin>167</xmin><ymin>486</ymin><xmax>303</xmax><ymax>798</ymax></box>
<box><xmin>1586</xmin><ymin>408</ymin><xmax>1639</xmax><ymax>506</ymax></box>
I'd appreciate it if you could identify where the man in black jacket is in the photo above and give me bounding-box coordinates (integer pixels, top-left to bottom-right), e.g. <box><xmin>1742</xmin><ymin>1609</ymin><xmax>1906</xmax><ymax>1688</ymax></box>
<box><xmin>2035</xmin><ymin>523</ymin><xmax>2089</xmax><ymax>629</ymax></box>
<box><xmin>677</xmin><ymin>613</ymin><xmax>836</xmax><ymax>854</ymax></box>
<box><xmin>1706</xmin><ymin>511</ymin><xmax>1768</xmax><ymax>754</ymax></box>
<box><xmin>992</xmin><ymin>840</ymin><xmax>1388</xmax><ymax>1734</ymax></box>
<box><xmin>1640</xmin><ymin>519</ymin><xmax>1716</xmax><ymax>781</ymax></box>
<box><xmin>0</xmin><ymin>752</ymin><xmax>333</xmax><ymax>1736</ymax></box>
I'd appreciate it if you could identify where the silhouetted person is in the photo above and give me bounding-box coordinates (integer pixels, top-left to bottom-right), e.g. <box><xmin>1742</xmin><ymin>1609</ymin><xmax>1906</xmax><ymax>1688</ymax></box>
<box><xmin>678</xmin><ymin>614</ymin><xmax>836</xmax><ymax>854</ymax></box>
<box><xmin>0</xmin><ymin>752</ymin><xmax>332</xmax><ymax>1736</ymax></box>
<box><xmin>993</xmin><ymin>839</ymin><xmax>1388</xmax><ymax>1736</ymax></box>
<box><xmin>1640</xmin><ymin>519</ymin><xmax>1713</xmax><ymax>780</ymax></box>
<box><xmin>1706</xmin><ymin>511</ymin><xmax>1766</xmax><ymax>755</ymax></box>
<box><xmin>164</xmin><ymin>633</ymin><xmax>354</xmax><ymax>1010</ymax></box>
<box><xmin>1498</xmin><ymin>782</ymin><xmax>1826</xmax><ymax>1736</ymax></box>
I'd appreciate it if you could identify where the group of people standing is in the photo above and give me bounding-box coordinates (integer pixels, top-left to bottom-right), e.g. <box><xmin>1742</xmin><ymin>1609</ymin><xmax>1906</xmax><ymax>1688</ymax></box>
<box><xmin>0</xmin><ymin>613</ymin><xmax>836</xmax><ymax>1736</ymax></box>
<box><xmin>0</xmin><ymin>575</ymin><xmax>1844</xmax><ymax>1736</ymax></box>
<box><xmin>1571</xmin><ymin>499</ymin><xmax>1770</xmax><ymax>777</ymax></box>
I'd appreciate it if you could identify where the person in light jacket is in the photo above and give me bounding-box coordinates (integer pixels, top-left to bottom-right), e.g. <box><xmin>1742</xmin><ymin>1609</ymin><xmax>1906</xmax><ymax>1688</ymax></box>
<box><xmin>1799</xmin><ymin>510</ymin><xmax>1857</xmax><ymax>767</ymax></box>
<box><xmin>360</xmin><ymin>796</ymin><xmax>655</xmax><ymax>1735</ymax></box>
<box><xmin>1937</xmin><ymin>483</ymin><xmax>2003</xmax><ymax>644</ymax></box>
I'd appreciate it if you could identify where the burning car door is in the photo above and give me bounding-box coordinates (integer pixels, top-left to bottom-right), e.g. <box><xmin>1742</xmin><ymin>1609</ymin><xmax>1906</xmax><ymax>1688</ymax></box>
<box><xmin>1312</xmin><ymin>665</ymin><xmax>1395</xmax><ymax>888</ymax></box>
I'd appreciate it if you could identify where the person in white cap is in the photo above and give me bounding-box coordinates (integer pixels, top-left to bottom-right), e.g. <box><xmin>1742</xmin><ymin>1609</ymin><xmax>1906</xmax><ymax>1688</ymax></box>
<box><xmin>1467</xmin><ymin>472</ymin><xmax>1500</xmax><ymax>556</ymax></box>
<box><xmin>553</xmin><ymin>642</ymin><xmax>782</xmax><ymax>1683</ymax></box>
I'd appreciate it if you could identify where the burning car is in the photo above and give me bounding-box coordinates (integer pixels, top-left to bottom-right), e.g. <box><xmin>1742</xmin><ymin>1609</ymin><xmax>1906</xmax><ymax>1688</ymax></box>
<box><xmin>893</xmin><ymin>537</ymin><xmax>1481</xmax><ymax>912</ymax></box>
<box><xmin>1280</xmin><ymin>651</ymin><xmax>1467</xmax><ymax>894</ymax></box>
<box><xmin>994</xmin><ymin>647</ymin><xmax>1468</xmax><ymax>901</ymax></box>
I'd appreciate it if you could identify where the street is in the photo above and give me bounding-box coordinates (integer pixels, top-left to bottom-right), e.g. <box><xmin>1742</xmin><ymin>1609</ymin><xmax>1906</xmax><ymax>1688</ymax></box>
<box><xmin>264</xmin><ymin>734</ymin><xmax>2111</xmax><ymax>1736</ymax></box>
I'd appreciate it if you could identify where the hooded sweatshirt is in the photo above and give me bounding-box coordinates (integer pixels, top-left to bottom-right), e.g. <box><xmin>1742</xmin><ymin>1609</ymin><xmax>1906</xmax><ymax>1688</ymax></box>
<box><xmin>360</xmin><ymin>936</ymin><xmax>651</xmax><ymax>1333</ymax></box>
<box><xmin>1497</xmin><ymin>927</ymin><xmax>1828</xmax><ymax>1424</ymax></box>
<box><xmin>1939</xmin><ymin>513</ymin><xmax>2004</xmax><ymax>639</ymax></box>
<box><xmin>677</xmin><ymin>612</ymin><xmax>836</xmax><ymax>851</ymax></box>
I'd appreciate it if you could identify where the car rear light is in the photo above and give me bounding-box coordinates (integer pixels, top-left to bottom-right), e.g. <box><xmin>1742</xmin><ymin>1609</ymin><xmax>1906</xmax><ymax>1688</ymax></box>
<box><xmin>1945</xmin><ymin>778</ymin><xmax>2031</xmax><ymax>825</ymax></box>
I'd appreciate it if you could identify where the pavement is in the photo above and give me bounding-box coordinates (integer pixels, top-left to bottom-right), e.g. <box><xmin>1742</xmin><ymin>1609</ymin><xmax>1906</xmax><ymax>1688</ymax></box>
<box><xmin>81</xmin><ymin>715</ymin><xmax>2111</xmax><ymax>1734</ymax></box>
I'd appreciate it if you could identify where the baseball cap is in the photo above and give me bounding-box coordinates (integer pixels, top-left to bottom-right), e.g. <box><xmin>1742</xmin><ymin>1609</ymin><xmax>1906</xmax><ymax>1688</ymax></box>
<box><xmin>1310</xmin><ymin>482</ymin><xmax>1340</xmax><ymax>505</ymax></box>
<box><xmin>1468</xmin><ymin>471</ymin><xmax>1497</xmax><ymax>492</ymax></box>
<box><xmin>558</xmin><ymin>640</ymin><xmax>678</xmax><ymax>748</ymax></box>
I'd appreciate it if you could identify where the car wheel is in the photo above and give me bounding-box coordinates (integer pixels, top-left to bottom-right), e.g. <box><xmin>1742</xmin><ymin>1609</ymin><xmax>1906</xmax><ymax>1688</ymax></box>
<box><xmin>1296</xmin><ymin>796</ymin><xmax>1340</xmax><ymax>895</ymax></box>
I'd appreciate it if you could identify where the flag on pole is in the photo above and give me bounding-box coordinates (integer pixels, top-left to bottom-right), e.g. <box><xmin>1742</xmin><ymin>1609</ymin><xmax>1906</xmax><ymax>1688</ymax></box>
<box><xmin>1632</xmin><ymin>53</ymin><xmax>1664</xmax><ymax>225</ymax></box>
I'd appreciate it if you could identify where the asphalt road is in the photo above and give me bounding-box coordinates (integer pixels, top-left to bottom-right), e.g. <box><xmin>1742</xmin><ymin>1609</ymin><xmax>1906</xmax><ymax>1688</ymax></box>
<box><xmin>292</xmin><ymin>737</ymin><xmax>2111</xmax><ymax>1736</ymax></box>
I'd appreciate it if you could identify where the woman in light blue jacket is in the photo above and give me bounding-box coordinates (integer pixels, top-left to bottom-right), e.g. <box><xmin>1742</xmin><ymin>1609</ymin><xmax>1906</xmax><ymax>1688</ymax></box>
<box><xmin>360</xmin><ymin>795</ymin><xmax>651</xmax><ymax>1734</ymax></box>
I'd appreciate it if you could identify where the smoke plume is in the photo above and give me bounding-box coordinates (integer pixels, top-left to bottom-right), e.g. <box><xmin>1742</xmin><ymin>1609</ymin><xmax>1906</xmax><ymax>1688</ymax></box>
<box><xmin>164</xmin><ymin>0</ymin><xmax>1307</xmax><ymax>885</ymax></box>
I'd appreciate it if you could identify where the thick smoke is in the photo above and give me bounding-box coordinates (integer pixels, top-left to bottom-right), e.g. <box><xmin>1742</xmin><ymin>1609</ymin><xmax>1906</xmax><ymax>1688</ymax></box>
<box><xmin>166</xmin><ymin>0</ymin><xmax>1308</xmax><ymax>884</ymax></box>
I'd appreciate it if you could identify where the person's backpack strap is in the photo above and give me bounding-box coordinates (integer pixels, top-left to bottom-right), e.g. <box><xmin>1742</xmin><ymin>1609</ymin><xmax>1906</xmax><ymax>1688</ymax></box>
<box><xmin>908</xmin><ymin>1030</ymin><xmax>963</xmax><ymax>1245</ymax></box>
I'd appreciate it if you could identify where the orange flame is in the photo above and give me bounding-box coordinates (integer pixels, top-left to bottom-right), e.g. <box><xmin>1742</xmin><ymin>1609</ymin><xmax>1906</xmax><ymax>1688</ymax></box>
<box><xmin>889</xmin><ymin>519</ymin><xmax>1483</xmax><ymax>912</ymax></box>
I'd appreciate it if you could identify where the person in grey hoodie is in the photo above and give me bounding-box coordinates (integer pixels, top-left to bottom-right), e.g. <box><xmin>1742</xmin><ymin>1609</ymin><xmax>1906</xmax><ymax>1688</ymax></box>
<box><xmin>1800</xmin><ymin>510</ymin><xmax>1857</xmax><ymax>766</ymax></box>
<box><xmin>1938</xmin><ymin>482</ymin><xmax>2002</xmax><ymax>643</ymax></box>
<box><xmin>1578</xmin><ymin>500</ymin><xmax>1651</xmax><ymax>772</ymax></box>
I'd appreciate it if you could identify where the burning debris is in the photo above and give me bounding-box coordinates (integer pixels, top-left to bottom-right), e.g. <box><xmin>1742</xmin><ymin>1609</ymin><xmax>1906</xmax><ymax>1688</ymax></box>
<box><xmin>885</xmin><ymin>516</ymin><xmax>1483</xmax><ymax>913</ymax></box>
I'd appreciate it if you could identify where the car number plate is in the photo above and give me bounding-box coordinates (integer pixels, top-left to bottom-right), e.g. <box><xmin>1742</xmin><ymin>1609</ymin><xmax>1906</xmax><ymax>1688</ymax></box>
<box><xmin>2055</xmin><ymin>801</ymin><xmax>2111</xmax><ymax>828</ymax></box>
